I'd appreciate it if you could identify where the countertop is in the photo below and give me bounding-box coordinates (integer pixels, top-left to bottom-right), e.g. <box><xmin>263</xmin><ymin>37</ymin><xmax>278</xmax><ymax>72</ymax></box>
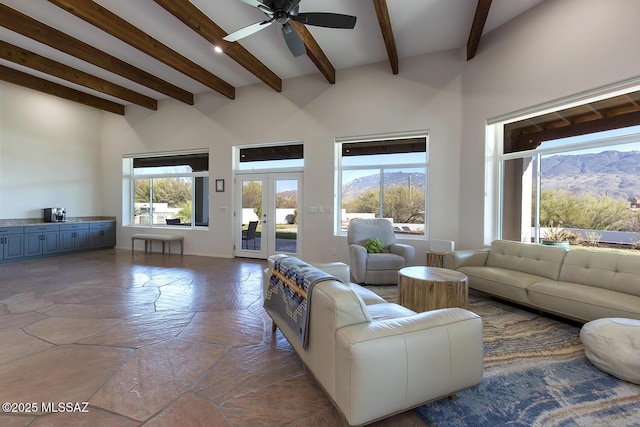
<box><xmin>0</xmin><ymin>217</ymin><xmax>116</xmax><ymax>227</ymax></box>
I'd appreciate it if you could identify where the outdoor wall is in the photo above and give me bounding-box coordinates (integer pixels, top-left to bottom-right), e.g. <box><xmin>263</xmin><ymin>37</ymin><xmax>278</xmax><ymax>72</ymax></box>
<box><xmin>0</xmin><ymin>82</ymin><xmax>103</xmax><ymax>219</ymax></box>
<box><xmin>459</xmin><ymin>0</ymin><xmax>640</xmax><ymax>249</ymax></box>
<box><xmin>100</xmin><ymin>49</ymin><xmax>464</xmax><ymax>262</ymax></box>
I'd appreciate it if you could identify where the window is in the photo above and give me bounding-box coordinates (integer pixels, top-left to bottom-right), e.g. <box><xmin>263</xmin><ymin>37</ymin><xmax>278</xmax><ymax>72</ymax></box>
<box><xmin>494</xmin><ymin>85</ymin><xmax>640</xmax><ymax>249</ymax></box>
<box><xmin>336</xmin><ymin>133</ymin><xmax>428</xmax><ymax>235</ymax></box>
<box><xmin>123</xmin><ymin>152</ymin><xmax>209</xmax><ymax>227</ymax></box>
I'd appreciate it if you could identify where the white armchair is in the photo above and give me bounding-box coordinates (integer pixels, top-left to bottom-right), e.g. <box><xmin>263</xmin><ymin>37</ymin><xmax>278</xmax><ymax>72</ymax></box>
<box><xmin>347</xmin><ymin>218</ymin><xmax>415</xmax><ymax>285</ymax></box>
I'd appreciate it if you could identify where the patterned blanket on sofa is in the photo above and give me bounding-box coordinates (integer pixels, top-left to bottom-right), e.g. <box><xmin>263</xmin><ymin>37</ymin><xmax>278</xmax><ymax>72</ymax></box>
<box><xmin>264</xmin><ymin>257</ymin><xmax>340</xmax><ymax>349</ymax></box>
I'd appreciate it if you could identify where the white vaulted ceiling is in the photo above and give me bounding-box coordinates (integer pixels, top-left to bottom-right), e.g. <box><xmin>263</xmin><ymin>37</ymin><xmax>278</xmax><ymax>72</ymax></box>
<box><xmin>0</xmin><ymin>0</ymin><xmax>545</xmax><ymax>114</ymax></box>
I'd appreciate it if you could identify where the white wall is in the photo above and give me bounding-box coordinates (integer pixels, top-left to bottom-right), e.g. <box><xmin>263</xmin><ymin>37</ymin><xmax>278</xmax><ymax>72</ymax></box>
<box><xmin>459</xmin><ymin>0</ymin><xmax>640</xmax><ymax>249</ymax></box>
<box><xmin>0</xmin><ymin>82</ymin><xmax>103</xmax><ymax>219</ymax></box>
<box><xmin>6</xmin><ymin>0</ymin><xmax>639</xmax><ymax>259</ymax></box>
<box><xmin>100</xmin><ymin>50</ymin><xmax>464</xmax><ymax>262</ymax></box>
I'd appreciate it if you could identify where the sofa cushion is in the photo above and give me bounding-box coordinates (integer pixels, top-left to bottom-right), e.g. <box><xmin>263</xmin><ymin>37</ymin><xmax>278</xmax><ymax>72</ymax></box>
<box><xmin>528</xmin><ymin>280</ymin><xmax>640</xmax><ymax>321</ymax></box>
<box><xmin>559</xmin><ymin>250</ymin><xmax>640</xmax><ymax>297</ymax></box>
<box><xmin>458</xmin><ymin>265</ymin><xmax>542</xmax><ymax>303</ymax></box>
<box><xmin>486</xmin><ymin>240</ymin><xmax>567</xmax><ymax>281</ymax></box>
<box><xmin>365</xmin><ymin>252</ymin><xmax>406</xmax><ymax>270</ymax></box>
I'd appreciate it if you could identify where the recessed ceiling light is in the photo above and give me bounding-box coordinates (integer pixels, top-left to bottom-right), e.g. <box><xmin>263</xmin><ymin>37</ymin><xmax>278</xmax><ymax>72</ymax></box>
<box><xmin>213</xmin><ymin>45</ymin><xmax>223</xmax><ymax>54</ymax></box>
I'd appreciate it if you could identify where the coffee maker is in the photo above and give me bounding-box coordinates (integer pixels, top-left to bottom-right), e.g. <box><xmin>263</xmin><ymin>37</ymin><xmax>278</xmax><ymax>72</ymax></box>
<box><xmin>44</xmin><ymin>208</ymin><xmax>67</xmax><ymax>222</ymax></box>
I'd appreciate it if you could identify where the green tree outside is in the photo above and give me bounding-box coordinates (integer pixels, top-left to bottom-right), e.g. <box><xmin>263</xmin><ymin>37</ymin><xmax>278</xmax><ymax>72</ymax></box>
<box><xmin>343</xmin><ymin>185</ymin><xmax>425</xmax><ymax>223</ymax></box>
<box><xmin>134</xmin><ymin>178</ymin><xmax>191</xmax><ymax>206</ymax></box>
<box><xmin>537</xmin><ymin>189</ymin><xmax>633</xmax><ymax>230</ymax></box>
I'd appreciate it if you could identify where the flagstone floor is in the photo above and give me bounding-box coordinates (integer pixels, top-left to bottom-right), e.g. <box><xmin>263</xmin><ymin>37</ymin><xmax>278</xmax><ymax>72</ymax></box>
<box><xmin>0</xmin><ymin>249</ymin><xmax>424</xmax><ymax>426</ymax></box>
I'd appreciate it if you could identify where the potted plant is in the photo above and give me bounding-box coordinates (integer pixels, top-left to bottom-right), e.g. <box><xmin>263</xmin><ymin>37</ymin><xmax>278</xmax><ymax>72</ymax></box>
<box><xmin>541</xmin><ymin>222</ymin><xmax>573</xmax><ymax>249</ymax></box>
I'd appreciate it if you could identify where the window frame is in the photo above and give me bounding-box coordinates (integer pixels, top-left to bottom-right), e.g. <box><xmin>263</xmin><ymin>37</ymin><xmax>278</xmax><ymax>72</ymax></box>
<box><xmin>335</xmin><ymin>131</ymin><xmax>429</xmax><ymax>237</ymax></box>
<box><xmin>487</xmin><ymin>79</ymin><xmax>640</xmax><ymax>245</ymax></box>
<box><xmin>123</xmin><ymin>150</ymin><xmax>210</xmax><ymax>229</ymax></box>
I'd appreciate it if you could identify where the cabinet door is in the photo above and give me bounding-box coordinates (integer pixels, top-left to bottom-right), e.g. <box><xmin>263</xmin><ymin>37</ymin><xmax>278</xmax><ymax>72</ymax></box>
<box><xmin>24</xmin><ymin>233</ymin><xmax>43</xmax><ymax>257</ymax></box>
<box><xmin>89</xmin><ymin>229</ymin><xmax>102</xmax><ymax>248</ymax></box>
<box><xmin>75</xmin><ymin>229</ymin><xmax>90</xmax><ymax>250</ymax></box>
<box><xmin>89</xmin><ymin>222</ymin><xmax>116</xmax><ymax>248</ymax></box>
<box><xmin>103</xmin><ymin>225</ymin><xmax>116</xmax><ymax>247</ymax></box>
<box><xmin>42</xmin><ymin>232</ymin><xmax>59</xmax><ymax>255</ymax></box>
<box><xmin>4</xmin><ymin>234</ymin><xmax>24</xmax><ymax>259</ymax></box>
<box><xmin>60</xmin><ymin>230</ymin><xmax>76</xmax><ymax>252</ymax></box>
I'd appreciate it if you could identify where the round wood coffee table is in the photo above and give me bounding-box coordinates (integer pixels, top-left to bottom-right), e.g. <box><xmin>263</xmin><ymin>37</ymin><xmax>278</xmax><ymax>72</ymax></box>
<box><xmin>397</xmin><ymin>266</ymin><xmax>468</xmax><ymax>312</ymax></box>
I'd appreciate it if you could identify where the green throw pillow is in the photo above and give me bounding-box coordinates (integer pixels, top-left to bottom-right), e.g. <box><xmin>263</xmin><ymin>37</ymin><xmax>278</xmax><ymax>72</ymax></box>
<box><xmin>364</xmin><ymin>237</ymin><xmax>384</xmax><ymax>253</ymax></box>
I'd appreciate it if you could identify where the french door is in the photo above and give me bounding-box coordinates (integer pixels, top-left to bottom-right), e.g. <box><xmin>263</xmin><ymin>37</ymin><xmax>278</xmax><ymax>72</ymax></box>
<box><xmin>235</xmin><ymin>173</ymin><xmax>301</xmax><ymax>259</ymax></box>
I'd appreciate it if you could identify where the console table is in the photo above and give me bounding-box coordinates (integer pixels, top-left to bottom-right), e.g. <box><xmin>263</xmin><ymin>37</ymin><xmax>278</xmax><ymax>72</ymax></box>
<box><xmin>398</xmin><ymin>266</ymin><xmax>468</xmax><ymax>312</ymax></box>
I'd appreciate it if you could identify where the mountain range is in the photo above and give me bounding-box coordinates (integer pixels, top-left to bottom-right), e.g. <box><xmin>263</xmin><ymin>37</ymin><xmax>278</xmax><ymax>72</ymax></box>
<box><xmin>339</xmin><ymin>150</ymin><xmax>640</xmax><ymax>202</ymax></box>
<box><xmin>342</xmin><ymin>172</ymin><xmax>425</xmax><ymax>201</ymax></box>
<box><xmin>541</xmin><ymin>150</ymin><xmax>640</xmax><ymax>201</ymax></box>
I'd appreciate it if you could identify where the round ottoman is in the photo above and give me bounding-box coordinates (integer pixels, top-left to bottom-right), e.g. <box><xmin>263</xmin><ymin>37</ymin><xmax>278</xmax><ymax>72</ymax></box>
<box><xmin>580</xmin><ymin>318</ymin><xmax>640</xmax><ymax>384</ymax></box>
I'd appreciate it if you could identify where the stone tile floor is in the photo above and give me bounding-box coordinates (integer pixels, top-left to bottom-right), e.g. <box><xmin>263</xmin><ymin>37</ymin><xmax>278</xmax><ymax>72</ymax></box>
<box><xmin>0</xmin><ymin>249</ymin><xmax>424</xmax><ymax>426</ymax></box>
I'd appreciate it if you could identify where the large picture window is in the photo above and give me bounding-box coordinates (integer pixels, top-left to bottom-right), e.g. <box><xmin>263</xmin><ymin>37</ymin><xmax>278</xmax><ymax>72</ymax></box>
<box><xmin>123</xmin><ymin>152</ymin><xmax>209</xmax><ymax>228</ymax></box>
<box><xmin>336</xmin><ymin>133</ymin><xmax>428</xmax><ymax>235</ymax></box>
<box><xmin>495</xmin><ymin>85</ymin><xmax>640</xmax><ymax>249</ymax></box>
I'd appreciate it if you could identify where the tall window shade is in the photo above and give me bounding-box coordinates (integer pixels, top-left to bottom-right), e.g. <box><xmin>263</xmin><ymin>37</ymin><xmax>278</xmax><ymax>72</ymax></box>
<box><xmin>342</xmin><ymin>138</ymin><xmax>426</xmax><ymax>156</ymax></box>
<box><xmin>133</xmin><ymin>153</ymin><xmax>208</xmax><ymax>171</ymax></box>
<box><xmin>239</xmin><ymin>145</ymin><xmax>303</xmax><ymax>162</ymax></box>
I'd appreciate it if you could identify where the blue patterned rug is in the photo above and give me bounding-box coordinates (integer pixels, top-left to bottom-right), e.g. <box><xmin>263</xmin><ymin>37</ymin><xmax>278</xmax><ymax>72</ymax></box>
<box><xmin>365</xmin><ymin>286</ymin><xmax>640</xmax><ymax>426</ymax></box>
<box><xmin>414</xmin><ymin>293</ymin><xmax>640</xmax><ymax>426</ymax></box>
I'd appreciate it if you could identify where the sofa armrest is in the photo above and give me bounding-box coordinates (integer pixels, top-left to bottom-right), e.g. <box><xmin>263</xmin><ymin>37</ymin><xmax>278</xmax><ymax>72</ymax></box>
<box><xmin>389</xmin><ymin>243</ymin><xmax>415</xmax><ymax>266</ymax></box>
<box><xmin>444</xmin><ymin>248</ymin><xmax>489</xmax><ymax>270</ymax></box>
<box><xmin>334</xmin><ymin>308</ymin><xmax>483</xmax><ymax>426</ymax></box>
<box><xmin>349</xmin><ymin>244</ymin><xmax>367</xmax><ymax>283</ymax></box>
<box><xmin>311</xmin><ymin>261</ymin><xmax>350</xmax><ymax>284</ymax></box>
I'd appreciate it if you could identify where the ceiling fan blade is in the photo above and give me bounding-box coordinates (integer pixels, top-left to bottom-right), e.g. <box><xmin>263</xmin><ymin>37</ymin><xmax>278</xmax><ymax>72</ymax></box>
<box><xmin>281</xmin><ymin>23</ymin><xmax>306</xmax><ymax>57</ymax></box>
<box><xmin>293</xmin><ymin>13</ymin><xmax>357</xmax><ymax>29</ymax></box>
<box><xmin>223</xmin><ymin>20</ymin><xmax>274</xmax><ymax>42</ymax></box>
<box><xmin>281</xmin><ymin>0</ymin><xmax>302</xmax><ymax>13</ymax></box>
<box><xmin>240</xmin><ymin>0</ymin><xmax>274</xmax><ymax>14</ymax></box>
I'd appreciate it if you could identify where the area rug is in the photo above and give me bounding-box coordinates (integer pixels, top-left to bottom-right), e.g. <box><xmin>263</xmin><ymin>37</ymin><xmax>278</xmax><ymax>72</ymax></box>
<box><xmin>365</xmin><ymin>286</ymin><xmax>640</xmax><ymax>426</ymax></box>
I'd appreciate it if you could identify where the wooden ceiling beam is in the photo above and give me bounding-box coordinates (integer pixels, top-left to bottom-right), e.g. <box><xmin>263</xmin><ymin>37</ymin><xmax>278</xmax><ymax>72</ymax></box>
<box><xmin>153</xmin><ymin>0</ymin><xmax>282</xmax><ymax>92</ymax></box>
<box><xmin>0</xmin><ymin>4</ymin><xmax>193</xmax><ymax>105</ymax></box>
<box><xmin>467</xmin><ymin>0</ymin><xmax>492</xmax><ymax>60</ymax></box>
<box><xmin>0</xmin><ymin>40</ymin><xmax>157</xmax><ymax>110</ymax></box>
<box><xmin>372</xmin><ymin>0</ymin><xmax>398</xmax><ymax>74</ymax></box>
<box><xmin>47</xmin><ymin>0</ymin><xmax>235</xmax><ymax>99</ymax></box>
<box><xmin>0</xmin><ymin>64</ymin><xmax>124</xmax><ymax>115</ymax></box>
<box><xmin>290</xmin><ymin>21</ymin><xmax>336</xmax><ymax>84</ymax></box>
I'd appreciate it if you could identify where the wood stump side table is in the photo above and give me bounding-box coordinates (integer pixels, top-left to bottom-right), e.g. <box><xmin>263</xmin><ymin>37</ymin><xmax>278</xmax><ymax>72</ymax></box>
<box><xmin>397</xmin><ymin>266</ymin><xmax>469</xmax><ymax>312</ymax></box>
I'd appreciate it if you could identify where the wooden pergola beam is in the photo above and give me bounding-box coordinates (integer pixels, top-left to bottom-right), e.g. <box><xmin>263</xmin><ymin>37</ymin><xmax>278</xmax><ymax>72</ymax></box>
<box><xmin>467</xmin><ymin>0</ymin><xmax>492</xmax><ymax>60</ymax></box>
<box><xmin>372</xmin><ymin>0</ymin><xmax>398</xmax><ymax>74</ymax></box>
<box><xmin>290</xmin><ymin>21</ymin><xmax>336</xmax><ymax>84</ymax></box>
<box><xmin>0</xmin><ymin>64</ymin><xmax>124</xmax><ymax>115</ymax></box>
<box><xmin>0</xmin><ymin>40</ymin><xmax>157</xmax><ymax>110</ymax></box>
<box><xmin>48</xmin><ymin>0</ymin><xmax>235</xmax><ymax>99</ymax></box>
<box><xmin>153</xmin><ymin>0</ymin><xmax>282</xmax><ymax>92</ymax></box>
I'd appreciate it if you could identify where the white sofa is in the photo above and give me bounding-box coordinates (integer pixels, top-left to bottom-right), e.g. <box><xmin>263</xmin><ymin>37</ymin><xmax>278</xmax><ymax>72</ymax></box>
<box><xmin>263</xmin><ymin>255</ymin><xmax>483</xmax><ymax>426</ymax></box>
<box><xmin>445</xmin><ymin>240</ymin><xmax>640</xmax><ymax>322</ymax></box>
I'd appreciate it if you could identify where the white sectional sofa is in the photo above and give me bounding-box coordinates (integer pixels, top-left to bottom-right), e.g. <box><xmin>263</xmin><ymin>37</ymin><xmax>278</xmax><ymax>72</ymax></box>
<box><xmin>445</xmin><ymin>240</ymin><xmax>640</xmax><ymax>322</ymax></box>
<box><xmin>263</xmin><ymin>255</ymin><xmax>483</xmax><ymax>426</ymax></box>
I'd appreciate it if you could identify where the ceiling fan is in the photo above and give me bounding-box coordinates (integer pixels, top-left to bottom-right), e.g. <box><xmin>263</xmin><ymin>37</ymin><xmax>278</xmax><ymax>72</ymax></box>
<box><xmin>223</xmin><ymin>0</ymin><xmax>357</xmax><ymax>57</ymax></box>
